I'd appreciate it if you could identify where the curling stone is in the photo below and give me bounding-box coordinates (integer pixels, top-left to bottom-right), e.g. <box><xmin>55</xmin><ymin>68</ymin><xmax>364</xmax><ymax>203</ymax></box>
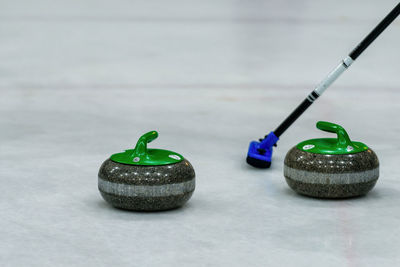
<box><xmin>98</xmin><ymin>131</ymin><xmax>195</xmax><ymax>211</ymax></box>
<box><xmin>284</xmin><ymin>121</ymin><xmax>379</xmax><ymax>198</ymax></box>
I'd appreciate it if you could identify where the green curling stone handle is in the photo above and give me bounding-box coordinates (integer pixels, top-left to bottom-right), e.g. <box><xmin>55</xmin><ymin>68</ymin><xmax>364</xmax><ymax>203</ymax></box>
<box><xmin>316</xmin><ymin>121</ymin><xmax>353</xmax><ymax>149</ymax></box>
<box><xmin>110</xmin><ymin>131</ymin><xmax>184</xmax><ymax>165</ymax></box>
<box><xmin>296</xmin><ymin>121</ymin><xmax>369</xmax><ymax>155</ymax></box>
<box><xmin>133</xmin><ymin>131</ymin><xmax>158</xmax><ymax>157</ymax></box>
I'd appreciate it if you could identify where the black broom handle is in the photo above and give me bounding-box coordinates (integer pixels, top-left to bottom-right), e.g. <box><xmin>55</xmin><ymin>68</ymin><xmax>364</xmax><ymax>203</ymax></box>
<box><xmin>273</xmin><ymin>2</ymin><xmax>400</xmax><ymax>138</ymax></box>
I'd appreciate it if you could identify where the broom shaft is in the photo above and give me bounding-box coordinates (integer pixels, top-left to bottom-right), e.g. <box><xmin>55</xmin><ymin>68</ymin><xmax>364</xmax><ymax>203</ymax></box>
<box><xmin>273</xmin><ymin>2</ymin><xmax>400</xmax><ymax>138</ymax></box>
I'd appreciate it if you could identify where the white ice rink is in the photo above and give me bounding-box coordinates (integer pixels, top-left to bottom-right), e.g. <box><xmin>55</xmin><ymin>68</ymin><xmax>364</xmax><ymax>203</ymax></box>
<box><xmin>1</xmin><ymin>0</ymin><xmax>400</xmax><ymax>266</ymax></box>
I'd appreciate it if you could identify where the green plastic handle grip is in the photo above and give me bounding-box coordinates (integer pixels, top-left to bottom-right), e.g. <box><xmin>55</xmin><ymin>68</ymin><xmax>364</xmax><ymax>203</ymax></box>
<box><xmin>133</xmin><ymin>131</ymin><xmax>158</xmax><ymax>156</ymax></box>
<box><xmin>316</xmin><ymin>121</ymin><xmax>353</xmax><ymax>148</ymax></box>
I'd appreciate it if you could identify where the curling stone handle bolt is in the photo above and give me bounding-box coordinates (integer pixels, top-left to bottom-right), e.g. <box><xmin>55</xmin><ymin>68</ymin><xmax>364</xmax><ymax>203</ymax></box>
<box><xmin>316</xmin><ymin>121</ymin><xmax>353</xmax><ymax>148</ymax></box>
<box><xmin>133</xmin><ymin>131</ymin><xmax>158</xmax><ymax>157</ymax></box>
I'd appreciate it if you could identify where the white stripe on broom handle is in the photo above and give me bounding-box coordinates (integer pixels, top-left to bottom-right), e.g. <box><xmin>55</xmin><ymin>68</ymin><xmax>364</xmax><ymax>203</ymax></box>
<box><xmin>313</xmin><ymin>56</ymin><xmax>354</xmax><ymax>97</ymax></box>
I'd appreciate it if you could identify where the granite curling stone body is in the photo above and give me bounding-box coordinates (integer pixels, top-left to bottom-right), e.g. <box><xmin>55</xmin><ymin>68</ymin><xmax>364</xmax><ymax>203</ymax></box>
<box><xmin>284</xmin><ymin>121</ymin><xmax>379</xmax><ymax>198</ymax></box>
<box><xmin>98</xmin><ymin>131</ymin><xmax>195</xmax><ymax>211</ymax></box>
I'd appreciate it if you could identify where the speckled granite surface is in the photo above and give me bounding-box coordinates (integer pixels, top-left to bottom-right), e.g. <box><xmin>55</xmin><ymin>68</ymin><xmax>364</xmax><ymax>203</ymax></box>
<box><xmin>285</xmin><ymin>177</ymin><xmax>378</xmax><ymax>198</ymax></box>
<box><xmin>284</xmin><ymin>147</ymin><xmax>379</xmax><ymax>198</ymax></box>
<box><xmin>99</xmin><ymin>191</ymin><xmax>194</xmax><ymax>211</ymax></box>
<box><xmin>285</xmin><ymin>147</ymin><xmax>379</xmax><ymax>173</ymax></box>
<box><xmin>98</xmin><ymin>159</ymin><xmax>195</xmax><ymax>210</ymax></box>
<box><xmin>99</xmin><ymin>158</ymin><xmax>195</xmax><ymax>185</ymax></box>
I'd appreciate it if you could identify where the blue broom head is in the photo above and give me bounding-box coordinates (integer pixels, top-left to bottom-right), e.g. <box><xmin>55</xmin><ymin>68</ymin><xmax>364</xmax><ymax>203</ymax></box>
<box><xmin>246</xmin><ymin>131</ymin><xmax>279</xmax><ymax>168</ymax></box>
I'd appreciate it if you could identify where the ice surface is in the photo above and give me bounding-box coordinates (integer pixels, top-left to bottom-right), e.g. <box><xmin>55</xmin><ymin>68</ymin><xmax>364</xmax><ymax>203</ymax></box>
<box><xmin>1</xmin><ymin>0</ymin><xmax>400</xmax><ymax>266</ymax></box>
